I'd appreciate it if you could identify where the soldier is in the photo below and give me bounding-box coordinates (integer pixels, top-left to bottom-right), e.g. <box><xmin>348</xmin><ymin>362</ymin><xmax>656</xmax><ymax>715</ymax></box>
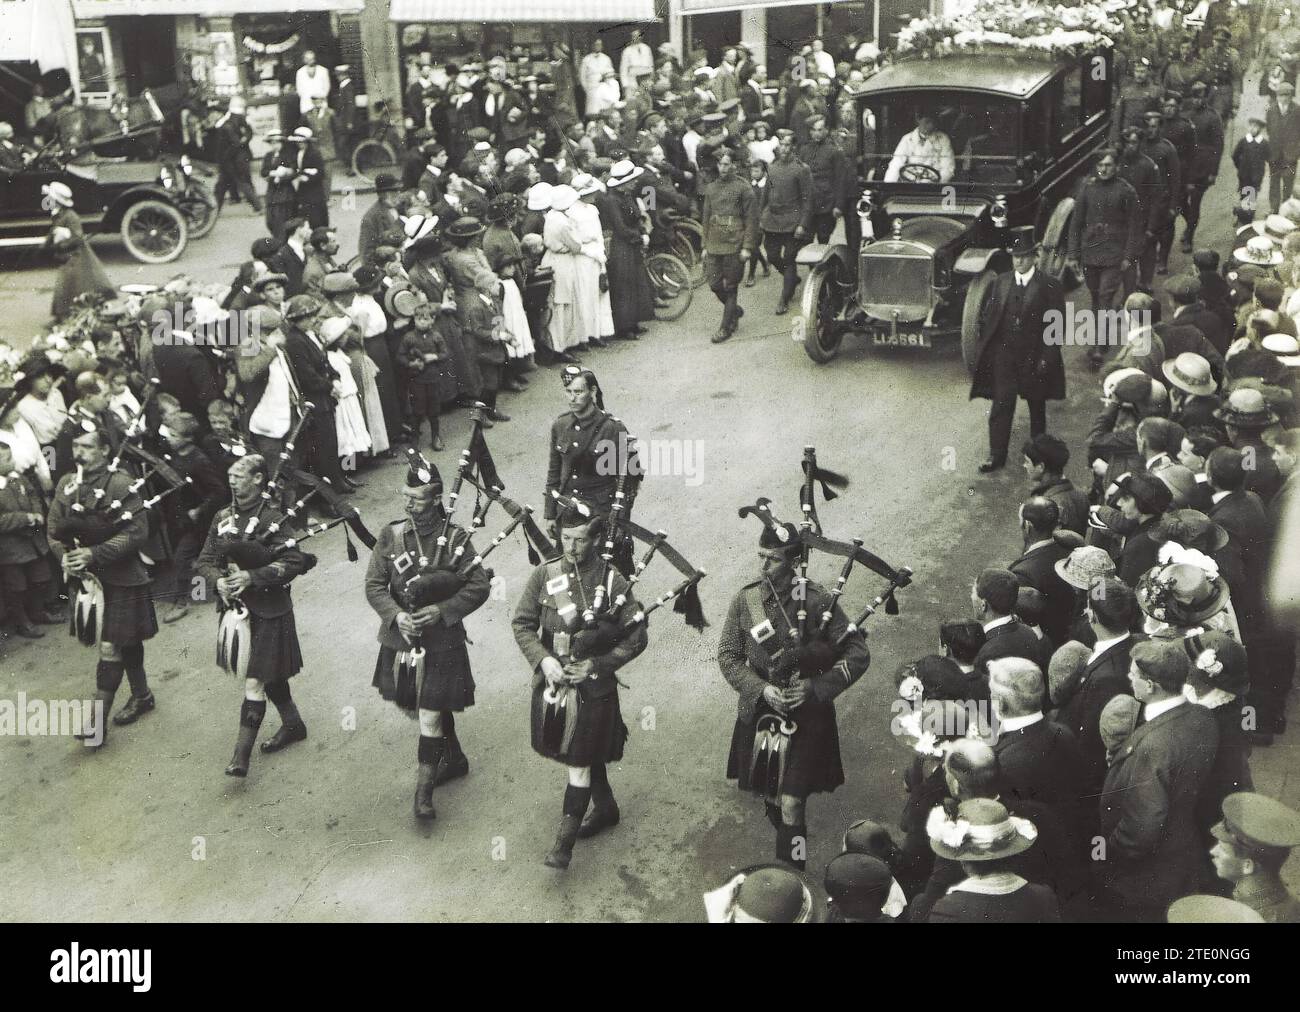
<box><xmin>799</xmin><ymin>115</ymin><xmax>848</xmax><ymax>245</ymax></box>
<box><xmin>511</xmin><ymin>506</ymin><xmax>649</xmax><ymax>870</ymax></box>
<box><xmin>1139</xmin><ymin>109</ymin><xmax>1182</xmax><ymax>281</ymax></box>
<box><xmin>1067</xmin><ymin>148</ymin><xmax>1144</xmax><ymax>368</ymax></box>
<box><xmin>195</xmin><ymin>455</ymin><xmax>310</xmax><ymax>778</ymax></box>
<box><xmin>1112</xmin><ymin>59</ymin><xmax>1163</xmax><ymax>141</ymax></box>
<box><xmin>761</xmin><ymin>128</ymin><xmax>814</xmax><ymax>316</ymax></box>
<box><xmin>47</xmin><ymin>427</ymin><xmax>158</xmax><ymax>750</ymax></box>
<box><xmin>1205</xmin><ymin>27</ymin><xmax>1242</xmax><ymax>123</ymax></box>
<box><xmin>1182</xmin><ymin>82</ymin><xmax>1224</xmax><ymax>251</ymax></box>
<box><xmin>1117</xmin><ymin>127</ymin><xmax>1162</xmax><ymax>294</ymax></box>
<box><xmin>365</xmin><ymin>458</ymin><xmax>490</xmax><ymax>820</ymax></box>
<box><xmin>1210</xmin><ymin>792</ymin><xmax>1300</xmax><ymax>922</ymax></box>
<box><xmin>701</xmin><ymin>149</ymin><xmax>759</xmax><ymax>344</ymax></box>
<box><xmin>718</xmin><ymin>515</ymin><xmax>871</xmax><ymax>868</ymax></box>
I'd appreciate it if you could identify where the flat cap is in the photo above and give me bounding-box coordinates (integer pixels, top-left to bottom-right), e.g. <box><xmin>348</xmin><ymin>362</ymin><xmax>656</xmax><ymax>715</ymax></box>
<box><xmin>1130</xmin><ymin>637</ymin><xmax>1190</xmax><ymax>686</ymax></box>
<box><xmin>1164</xmin><ymin>274</ymin><xmax>1202</xmax><ymax>302</ymax></box>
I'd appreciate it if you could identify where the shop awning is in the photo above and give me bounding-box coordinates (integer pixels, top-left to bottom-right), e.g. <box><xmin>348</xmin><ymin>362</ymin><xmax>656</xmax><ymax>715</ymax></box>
<box><xmin>389</xmin><ymin>0</ymin><xmax>656</xmax><ymax>21</ymax></box>
<box><xmin>674</xmin><ymin>0</ymin><xmax>819</xmax><ymax>13</ymax></box>
<box><xmin>0</xmin><ymin>0</ymin><xmax>79</xmax><ymax>84</ymax></box>
<box><xmin>71</xmin><ymin>0</ymin><xmax>364</xmax><ymax>16</ymax></box>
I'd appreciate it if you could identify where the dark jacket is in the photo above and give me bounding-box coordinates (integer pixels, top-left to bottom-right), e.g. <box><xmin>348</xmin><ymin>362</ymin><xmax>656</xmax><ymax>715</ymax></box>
<box><xmin>195</xmin><ymin>502</ymin><xmax>307</xmax><ymax>619</ymax></box>
<box><xmin>973</xmin><ymin>618</ymin><xmax>1043</xmax><ymax>672</ymax></box>
<box><xmin>1068</xmin><ymin>174</ymin><xmax>1145</xmax><ymax>266</ymax></box>
<box><xmin>1097</xmin><ymin>701</ymin><xmax>1219</xmax><ymax>919</ymax></box>
<box><xmin>1032</xmin><ymin>477</ymin><xmax>1090</xmax><ymax>536</ymax></box>
<box><xmin>1054</xmin><ymin>633</ymin><xmax>1136</xmax><ymax>806</ymax></box>
<box><xmin>152</xmin><ymin>341</ymin><xmax>221</xmax><ymax>422</ymax></box>
<box><xmin>271</xmin><ymin>242</ymin><xmax>309</xmax><ymax>296</ymax></box>
<box><xmin>1232</xmin><ymin>134</ymin><xmax>1271</xmax><ymax>186</ymax></box>
<box><xmin>1009</xmin><ymin>539</ymin><xmax>1074</xmax><ymax>646</ymax></box>
<box><xmin>47</xmin><ymin>467</ymin><xmax>151</xmax><ymax>587</ymax></box>
<box><xmin>282</xmin><ymin>325</ymin><xmax>338</xmax><ymax>405</ymax></box>
<box><xmin>927</xmin><ymin>879</ymin><xmax>1061</xmax><ymax>923</ymax></box>
<box><xmin>1265</xmin><ymin>99</ymin><xmax>1300</xmax><ymax>165</ymax></box>
<box><xmin>970</xmin><ymin>270</ymin><xmax>1067</xmax><ymax>402</ymax></box>
<box><xmin>993</xmin><ymin>717</ymin><xmax>1086</xmax><ymax>833</ymax></box>
<box><xmin>799</xmin><ymin>138</ymin><xmax>847</xmax><ymax>216</ymax></box>
<box><xmin>760</xmin><ymin>155</ymin><xmax>814</xmax><ymax>233</ymax></box>
<box><xmin>0</xmin><ymin>471</ymin><xmax>50</xmax><ymax>565</ymax></box>
<box><xmin>1170</xmin><ymin>303</ymin><xmax>1231</xmax><ymax>358</ymax></box>
<box><xmin>1119</xmin><ymin>514</ymin><xmax>1164</xmax><ymax>587</ymax></box>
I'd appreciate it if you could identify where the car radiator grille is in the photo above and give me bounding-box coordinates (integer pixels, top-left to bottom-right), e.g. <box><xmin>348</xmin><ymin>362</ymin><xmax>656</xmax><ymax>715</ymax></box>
<box><xmin>859</xmin><ymin>254</ymin><xmax>931</xmax><ymax>309</ymax></box>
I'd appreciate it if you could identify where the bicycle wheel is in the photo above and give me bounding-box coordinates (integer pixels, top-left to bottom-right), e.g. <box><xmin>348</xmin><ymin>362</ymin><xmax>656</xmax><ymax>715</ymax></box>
<box><xmin>647</xmin><ymin>253</ymin><xmax>693</xmax><ymax>322</ymax></box>
<box><xmin>352</xmin><ymin>139</ymin><xmax>398</xmax><ymax>180</ymax></box>
<box><xmin>671</xmin><ymin>219</ymin><xmax>705</xmax><ymax>289</ymax></box>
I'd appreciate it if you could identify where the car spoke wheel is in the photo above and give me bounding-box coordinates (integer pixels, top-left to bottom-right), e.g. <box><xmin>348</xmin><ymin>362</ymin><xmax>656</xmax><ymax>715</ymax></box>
<box><xmin>352</xmin><ymin>140</ymin><xmax>397</xmax><ymax>180</ymax></box>
<box><xmin>179</xmin><ymin>195</ymin><xmax>218</xmax><ymax>240</ymax></box>
<box><xmin>120</xmin><ymin>199</ymin><xmax>188</xmax><ymax>264</ymax></box>
<box><xmin>647</xmin><ymin>252</ymin><xmax>693</xmax><ymax>321</ymax></box>
<box><xmin>800</xmin><ymin>262</ymin><xmax>846</xmax><ymax>363</ymax></box>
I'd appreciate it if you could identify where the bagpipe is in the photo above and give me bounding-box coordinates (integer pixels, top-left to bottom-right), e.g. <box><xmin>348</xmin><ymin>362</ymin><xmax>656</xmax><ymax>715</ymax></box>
<box><xmin>204</xmin><ymin>445</ymin><xmax>376</xmax><ymax>678</ymax></box>
<box><xmin>51</xmin><ymin>383</ymin><xmax>198</xmax><ymax>647</ymax></box>
<box><xmin>390</xmin><ymin>405</ymin><xmax>555</xmax><ymax>703</ymax></box>
<box><xmin>743</xmin><ymin>447</ymin><xmax>914</xmax><ymax>803</ymax></box>
<box><xmin>534</xmin><ymin>484</ymin><xmax>707</xmax><ymax>760</ymax></box>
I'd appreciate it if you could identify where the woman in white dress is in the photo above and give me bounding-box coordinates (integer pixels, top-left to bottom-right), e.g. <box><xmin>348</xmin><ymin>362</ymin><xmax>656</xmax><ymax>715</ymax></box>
<box><xmin>542</xmin><ymin>185</ymin><xmax>587</xmax><ymax>360</ymax></box>
<box><xmin>566</xmin><ymin>182</ymin><xmax>614</xmax><ymax>347</ymax></box>
<box><xmin>319</xmin><ymin>316</ymin><xmax>372</xmax><ymax>461</ymax></box>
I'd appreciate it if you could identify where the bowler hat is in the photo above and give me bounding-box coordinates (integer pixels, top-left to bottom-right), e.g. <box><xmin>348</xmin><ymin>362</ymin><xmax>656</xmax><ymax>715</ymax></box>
<box><xmin>444</xmin><ymin>216</ymin><xmax>486</xmax><ymax>239</ymax></box>
<box><xmin>927</xmin><ymin>798</ymin><xmax>1037</xmax><ymax>862</ymax></box>
<box><xmin>1162</xmin><ymin>352</ymin><xmax>1217</xmax><ymax>396</ymax></box>
<box><xmin>1214</xmin><ymin>387</ymin><xmax>1279</xmax><ymax>428</ymax></box>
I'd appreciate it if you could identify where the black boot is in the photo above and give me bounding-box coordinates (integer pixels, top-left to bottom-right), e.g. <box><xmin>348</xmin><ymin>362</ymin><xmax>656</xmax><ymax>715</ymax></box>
<box><xmin>113</xmin><ymin>691</ymin><xmax>156</xmax><ymax>725</ymax></box>
<box><xmin>776</xmin><ymin>823</ymin><xmax>808</xmax><ymax>870</ymax></box>
<box><xmin>74</xmin><ymin>689</ymin><xmax>114</xmax><ymax>750</ymax></box>
<box><xmin>577</xmin><ymin>764</ymin><xmax>620</xmax><ymax>838</ymax></box>
<box><xmin>433</xmin><ymin>714</ymin><xmax>469</xmax><ymax>786</ymax></box>
<box><xmin>225</xmin><ymin>700</ymin><xmax>266</xmax><ymax>777</ymax></box>
<box><xmin>261</xmin><ymin>691</ymin><xmax>307</xmax><ymax>753</ymax></box>
<box><xmin>545</xmin><ymin>785</ymin><xmax>591</xmax><ymax>868</ymax></box>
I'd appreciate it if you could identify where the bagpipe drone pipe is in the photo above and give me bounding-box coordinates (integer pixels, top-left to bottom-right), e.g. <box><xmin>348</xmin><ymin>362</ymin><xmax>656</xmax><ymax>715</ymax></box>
<box><xmin>741</xmin><ymin>447</ymin><xmax>914</xmax><ymax>802</ymax></box>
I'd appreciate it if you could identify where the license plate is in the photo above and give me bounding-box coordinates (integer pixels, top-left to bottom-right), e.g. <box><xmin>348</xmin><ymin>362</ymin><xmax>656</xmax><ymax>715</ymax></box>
<box><xmin>872</xmin><ymin>332</ymin><xmax>932</xmax><ymax>348</ymax></box>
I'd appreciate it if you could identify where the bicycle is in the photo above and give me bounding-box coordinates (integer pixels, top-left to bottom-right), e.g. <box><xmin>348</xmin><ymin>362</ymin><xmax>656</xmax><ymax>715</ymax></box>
<box><xmin>655</xmin><ymin>210</ymin><xmax>705</xmax><ymax>289</ymax></box>
<box><xmin>645</xmin><ymin>251</ymin><xmax>693</xmax><ymax>321</ymax></box>
<box><xmin>351</xmin><ymin>101</ymin><xmax>402</xmax><ymax>179</ymax></box>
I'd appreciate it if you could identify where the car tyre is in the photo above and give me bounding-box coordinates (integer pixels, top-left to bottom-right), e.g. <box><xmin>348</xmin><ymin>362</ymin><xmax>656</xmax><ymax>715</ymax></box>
<box><xmin>120</xmin><ymin>199</ymin><xmax>188</xmax><ymax>264</ymax></box>
<box><xmin>800</xmin><ymin>261</ymin><xmax>846</xmax><ymax>364</ymax></box>
<box><xmin>961</xmin><ymin>269</ymin><xmax>998</xmax><ymax>375</ymax></box>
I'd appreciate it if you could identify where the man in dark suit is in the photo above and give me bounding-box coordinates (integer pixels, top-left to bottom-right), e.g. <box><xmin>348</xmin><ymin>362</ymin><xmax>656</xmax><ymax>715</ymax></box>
<box><xmin>988</xmin><ymin>657</ymin><xmax>1086</xmax><ymax>827</ymax></box>
<box><xmin>213</xmin><ymin>97</ymin><xmax>261</xmax><ymax>212</ymax></box>
<box><xmin>333</xmin><ymin>64</ymin><xmax>359</xmax><ymax>171</ymax></box>
<box><xmin>287</xmin><ymin>128</ymin><xmax>328</xmax><ymax>228</ymax></box>
<box><xmin>1115</xmin><ymin>471</ymin><xmax>1174</xmax><ymax>586</ymax></box>
<box><xmin>358</xmin><ymin>175</ymin><xmax>403</xmax><ymax>262</ymax></box>
<box><xmin>1265</xmin><ymin>80</ymin><xmax>1300</xmax><ymax>212</ymax></box>
<box><xmin>1009</xmin><ymin>497</ymin><xmax>1074</xmax><ymax>646</ymax></box>
<box><xmin>280</xmin><ymin>295</ymin><xmax>348</xmax><ymax>491</ymax></box>
<box><xmin>152</xmin><ymin>330</ymin><xmax>221</xmax><ymax>425</ymax></box>
<box><xmin>1097</xmin><ymin>639</ymin><xmax>1219</xmax><ymax>922</ymax></box>
<box><xmin>970</xmin><ymin>235</ymin><xmax>1067</xmax><ymax>473</ymax></box>
<box><xmin>1021</xmin><ymin>434</ymin><xmax>1090</xmax><ymax>536</ymax></box>
<box><xmin>271</xmin><ymin>218</ymin><xmax>312</xmax><ymax>297</ymax></box>
<box><xmin>972</xmin><ymin>568</ymin><xmax>1043</xmax><ymax>673</ymax></box>
<box><xmin>1054</xmin><ymin>577</ymin><xmax>1137</xmax><ymax>834</ymax></box>
<box><xmin>1167</xmin><ymin>274</ymin><xmax>1230</xmax><ymax>358</ymax></box>
<box><xmin>261</xmin><ymin>133</ymin><xmax>296</xmax><ymax>243</ymax></box>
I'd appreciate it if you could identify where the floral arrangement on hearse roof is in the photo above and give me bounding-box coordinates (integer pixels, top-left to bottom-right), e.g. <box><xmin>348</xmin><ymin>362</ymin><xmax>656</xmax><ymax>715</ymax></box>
<box><xmin>895</xmin><ymin>1</ymin><xmax>1124</xmax><ymax>61</ymax></box>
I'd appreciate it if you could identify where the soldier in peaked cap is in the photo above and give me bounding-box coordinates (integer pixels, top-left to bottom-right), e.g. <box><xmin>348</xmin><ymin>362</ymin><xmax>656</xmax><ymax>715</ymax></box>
<box><xmin>1211</xmin><ymin>792</ymin><xmax>1300</xmax><ymax>922</ymax></box>
<box><xmin>511</xmin><ymin>501</ymin><xmax>648</xmax><ymax>871</ymax></box>
<box><xmin>718</xmin><ymin>512</ymin><xmax>871</xmax><ymax>869</ymax></box>
<box><xmin>364</xmin><ymin>456</ymin><xmax>490</xmax><ymax>823</ymax></box>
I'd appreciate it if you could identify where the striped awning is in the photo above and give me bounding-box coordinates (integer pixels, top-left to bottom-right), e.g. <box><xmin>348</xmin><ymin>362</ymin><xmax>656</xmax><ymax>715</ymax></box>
<box><xmin>389</xmin><ymin>0</ymin><xmax>656</xmax><ymax>21</ymax></box>
<box><xmin>72</xmin><ymin>0</ymin><xmax>364</xmax><ymax>16</ymax></box>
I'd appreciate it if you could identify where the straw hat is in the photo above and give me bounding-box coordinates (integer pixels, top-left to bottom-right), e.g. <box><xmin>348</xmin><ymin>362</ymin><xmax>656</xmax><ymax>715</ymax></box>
<box><xmin>42</xmin><ymin>182</ymin><xmax>74</xmax><ymax>208</ymax></box>
<box><xmin>1233</xmin><ymin>234</ymin><xmax>1284</xmax><ymax>266</ymax></box>
<box><xmin>1162</xmin><ymin>352</ymin><xmax>1217</xmax><ymax>396</ymax></box>
<box><xmin>1215</xmin><ymin>387</ymin><xmax>1280</xmax><ymax>429</ymax></box>
<box><xmin>548</xmin><ymin>184</ymin><xmax>579</xmax><ymax>211</ymax></box>
<box><xmin>926</xmin><ymin>799</ymin><xmax>1038</xmax><ymax>862</ymax></box>
<box><xmin>606</xmin><ymin>159</ymin><xmax>644</xmax><ymax>187</ymax></box>
<box><xmin>1251</xmin><ymin>213</ymin><xmax>1298</xmax><ymax>239</ymax></box>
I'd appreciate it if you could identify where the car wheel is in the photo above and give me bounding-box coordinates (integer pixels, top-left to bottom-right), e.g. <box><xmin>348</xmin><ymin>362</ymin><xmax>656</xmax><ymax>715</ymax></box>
<box><xmin>961</xmin><ymin>269</ymin><xmax>998</xmax><ymax>375</ymax></box>
<box><xmin>353</xmin><ymin>140</ymin><xmax>398</xmax><ymax>180</ymax></box>
<box><xmin>120</xmin><ymin>199</ymin><xmax>189</xmax><ymax>264</ymax></box>
<box><xmin>179</xmin><ymin>194</ymin><xmax>218</xmax><ymax>240</ymax></box>
<box><xmin>800</xmin><ymin>261</ymin><xmax>846</xmax><ymax>364</ymax></box>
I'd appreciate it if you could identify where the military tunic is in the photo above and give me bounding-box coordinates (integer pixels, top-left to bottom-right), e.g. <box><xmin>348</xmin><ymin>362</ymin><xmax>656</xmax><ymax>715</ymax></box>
<box><xmin>511</xmin><ymin>554</ymin><xmax>648</xmax><ymax>766</ymax></box>
<box><xmin>47</xmin><ymin>465</ymin><xmax>157</xmax><ymax>646</ymax></box>
<box><xmin>1234</xmin><ymin>876</ymin><xmax>1300</xmax><ymax>923</ymax></box>
<box><xmin>717</xmin><ymin>576</ymin><xmax>870</xmax><ymax>796</ymax></box>
<box><xmin>195</xmin><ymin>501</ymin><xmax>308</xmax><ymax>683</ymax></box>
<box><xmin>544</xmin><ymin>408</ymin><xmax>640</xmax><ymax>522</ymax></box>
<box><xmin>365</xmin><ymin>517</ymin><xmax>491</xmax><ymax>712</ymax></box>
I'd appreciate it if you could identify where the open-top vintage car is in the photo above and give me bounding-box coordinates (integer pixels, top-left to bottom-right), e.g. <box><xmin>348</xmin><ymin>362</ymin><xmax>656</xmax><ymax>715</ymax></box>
<box><xmin>0</xmin><ymin>91</ymin><xmax>215</xmax><ymax>264</ymax></box>
<box><xmin>798</xmin><ymin>48</ymin><xmax>1113</xmax><ymax>365</ymax></box>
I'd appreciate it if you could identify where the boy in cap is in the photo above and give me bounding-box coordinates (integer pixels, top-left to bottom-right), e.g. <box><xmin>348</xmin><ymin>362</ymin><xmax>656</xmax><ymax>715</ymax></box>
<box><xmin>1210</xmin><ymin>792</ymin><xmax>1300</xmax><ymax>921</ymax></box>
<box><xmin>1231</xmin><ymin>116</ymin><xmax>1269</xmax><ymax>215</ymax></box>
<box><xmin>398</xmin><ymin>295</ymin><xmax>454</xmax><ymax>452</ymax></box>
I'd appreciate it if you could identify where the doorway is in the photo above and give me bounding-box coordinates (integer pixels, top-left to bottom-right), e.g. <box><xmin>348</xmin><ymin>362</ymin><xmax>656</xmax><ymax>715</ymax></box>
<box><xmin>112</xmin><ymin>16</ymin><xmax>176</xmax><ymax>96</ymax></box>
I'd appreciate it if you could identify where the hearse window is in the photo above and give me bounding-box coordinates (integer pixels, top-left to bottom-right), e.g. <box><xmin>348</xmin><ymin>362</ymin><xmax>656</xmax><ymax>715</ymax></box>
<box><xmin>1056</xmin><ymin>65</ymin><xmax>1084</xmax><ymax>139</ymax></box>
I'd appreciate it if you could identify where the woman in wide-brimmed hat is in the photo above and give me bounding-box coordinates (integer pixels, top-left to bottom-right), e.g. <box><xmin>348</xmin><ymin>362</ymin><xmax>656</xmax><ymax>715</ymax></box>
<box><xmin>602</xmin><ymin>159</ymin><xmax>656</xmax><ymax>341</ymax></box>
<box><xmin>483</xmin><ymin>194</ymin><xmax>537</xmax><ymax>390</ymax></box>
<box><xmin>541</xmin><ymin>185</ymin><xmax>592</xmax><ymax>361</ymax></box>
<box><xmin>435</xmin><ymin>217</ymin><xmax>499</xmax><ymax>411</ymax></box>
<box><xmin>1137</xmin><ymin>556</ymin><xmax>1239</xmax><ymax>639</ymax></box>
<box><xmin>1233</xmin><ymin>234</ymin><xmax>1285</xmax><ymax>267</ymax></box>
<box><xmin>43</xmin><ymin>181</ymin><xmax>115</xmax><ymax>320</ymax></box>
<box><xmin>566</xmin><ymin>179</ymin><xmax>616</xmax><ymax>349</ymax></box>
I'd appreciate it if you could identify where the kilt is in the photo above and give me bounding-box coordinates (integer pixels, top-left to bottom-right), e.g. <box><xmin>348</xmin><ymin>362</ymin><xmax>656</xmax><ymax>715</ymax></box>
<box><xmin>100</xmin><ymin>582</ymin><xmax>157</xmax><ymax>645</ymax></box>
<box><xmin>726</xmin><ymin>696</ymin><xmax>844</xmax><ymax>797</ymax></box>
<box><xmin>222</xmin><ymin>609</ymin><xmax>302</xmax><ymax>684</ymax></box>
<box><xmin>372</xmin><ymin>642</ymin><xmax>475</xmax><ymax>713</ymax></box>
<box><xmin>530</xmin><ymin>681</ymin><xmax>628</xmax><ymax>767</ymax></box>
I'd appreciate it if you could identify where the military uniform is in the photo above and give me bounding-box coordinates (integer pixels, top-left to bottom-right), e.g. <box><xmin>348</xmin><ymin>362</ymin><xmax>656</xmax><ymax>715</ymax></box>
<box><xmin>544</xmin><ymin>408</ymin><xmax>639</xmax><ymax>522</ymax></box>
<box><xmin>701</xmin><ymin>172</ymin><xmax>760</xmax><ymax>340</ymax></box>
<box><xmin>718</xmin><ymin>577</ymin><xmax>870</xmax><ymax>798</ymax></box>
<box><xmin>1204</xmin><ymin>45</ymin><xmax>1242</xmax><ymax>121</ymax></box>
<box><xmin>1140</xmin><ymin>131</ymin><xmax>1183</xmax><ymax>279</ymax></box>
<box><xmin>1183</xmin><ymin>100</ymin><xmax>1225</xmax><ymax>247</ymax></box>
<box><xmin>1212</xmin><ymin>792</ymin><xmax>1300</xmax><ymax>923</ymax></box>
<box><xmin>760</xmin><ymin>151</ymin><xmax>815</xmax><ymax>309</ymax></box>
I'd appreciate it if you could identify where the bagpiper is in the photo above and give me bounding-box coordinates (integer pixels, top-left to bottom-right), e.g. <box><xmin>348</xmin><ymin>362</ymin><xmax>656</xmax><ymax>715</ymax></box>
<box><xmin>46</xmin><ymin>425</ymin><xmax>159</xmax><ymax>749</ymax></box>
<box><xmin>365</xmin><ymin>453</ymin><xmax>491</xmax><ymax>820</ymax></box>
<box><xmin>196</xmin><ymin>454</ymin><xmax>311</xmax><ymax>778</ymax></box>
<box><xmin>718</xmin><ymin>449</ymin><xmax>910</xmax><ymax>868</ymax></box>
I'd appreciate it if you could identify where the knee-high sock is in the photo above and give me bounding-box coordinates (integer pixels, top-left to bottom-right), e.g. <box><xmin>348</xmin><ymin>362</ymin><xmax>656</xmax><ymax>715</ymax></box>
<box><xmin>562</xmin><ymin>784</ymin><xmax>592</xmax><ymax>818</ymax></box>
<box><xmin>241</xmin><ymin>699</ymin><xmax>267</xmax><ymax>729</ymax></box>
<box><xmin>265</xmin><ymin>681</ymin><xmax>302</xmax><ymax>725</ymax></box>
<box><xmin>120</xmin><ymin>643</ymin><xmax>149</xmax><ymax>697</ymax></box>
<box><xmin>417</xmin><ymin>734</ymin><xmax>445</xmax><ymax>766</ymax></box>
<box><xmin>95</xmin><ymin>659</ymin><xmax>126</xmax><ymax>694</ymax></box>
